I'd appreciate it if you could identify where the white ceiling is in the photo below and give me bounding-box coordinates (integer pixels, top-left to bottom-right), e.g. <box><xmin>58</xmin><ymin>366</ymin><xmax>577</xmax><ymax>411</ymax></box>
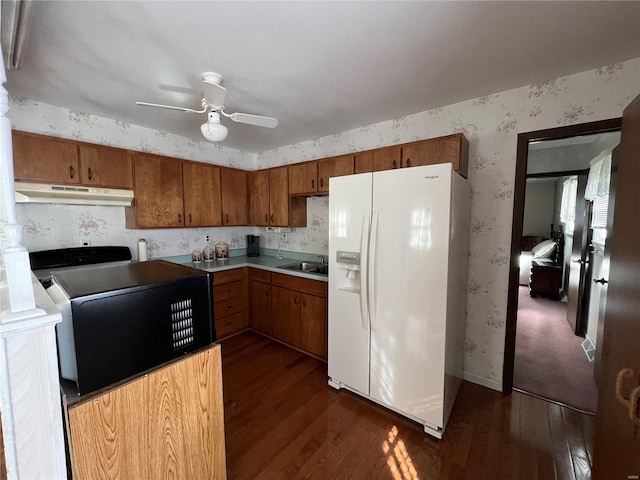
<box><xmin>4</xmin><ymin>1</ymin><xmax>640</xmax><ymax>153</ymax></box>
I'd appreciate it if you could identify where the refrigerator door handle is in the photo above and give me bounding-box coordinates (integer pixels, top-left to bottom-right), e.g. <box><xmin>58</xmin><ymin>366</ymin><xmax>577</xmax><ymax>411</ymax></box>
<box><xmin>359</xmin><ymin>211</ymin><xmax>371</xmax><ymax>330</ymax></box>
<box><xmin>368</xmin><ymin>211</ymin><xmax>379</xmax><ymax>331</ymax></box>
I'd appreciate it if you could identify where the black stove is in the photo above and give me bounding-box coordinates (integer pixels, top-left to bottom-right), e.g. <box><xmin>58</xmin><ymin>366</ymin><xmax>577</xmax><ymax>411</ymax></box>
<box><xmin>30</xmin><ymin>246</ymin><xmax>132</xmax><ymax>288</ymax></box>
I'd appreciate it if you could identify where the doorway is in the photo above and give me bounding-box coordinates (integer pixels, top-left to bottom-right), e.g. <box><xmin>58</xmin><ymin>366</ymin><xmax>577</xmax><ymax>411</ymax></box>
<box><xmin>503</xmin><ymin>119</ymin><xmax>622</xmax><ymax>411</ymax></box>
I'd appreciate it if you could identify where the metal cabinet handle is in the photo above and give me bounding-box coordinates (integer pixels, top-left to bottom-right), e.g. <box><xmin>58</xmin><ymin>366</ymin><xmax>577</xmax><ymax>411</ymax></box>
<box><xmin>293</xmin><ymin>296</ymin><xmax>297</xmax><ymax>305</ymax></box>
<box><xmin>265</xmin><ymin>290</ymin><xmax>269</xmax><ymax>297</ymax></box>
<box><xmin>392</xmin><ymin>160</ymin><xmax>397</xmax><ymax>169</ymax></box>
<box><xmin>225</xmin><ymin>214</ymin><xmax>230</xmax><ymax>223</ymax></box>
<box><xmin>69</xmin><ymin>165</ymin><xmax>75</xmax><ymax>178</ymax></box>
<box><xmin>594</xmin><ymin>277</ymin><xmax>608</xmax><ymax>284</ymax></box>
<box><xmin>189</xmin><ymin>213</ymin><xmax>192</xmax><ymax>223</ymax></box>
<box><xmin>311</xmin><ymin>178</ymin><xmax>315</xmax><ymax>189</ymax></box>
<box><xmin>406</xmin><ymin>158</ymin><xmax>411</xmax><ymax>167</ymax></box>
<box><xmin>320</xmin><ymin>178</ymin><xmax>324</xmax><ymax>188</ymax></box>
<box><xmin>615</xmin><ymin>368</ymin><xmax>635</xmax><ymax>408</ymax></box>
<box><xmin>265</xmin><ymin>214</ymin><xmax>269</xmax><ymax>223</ymax></box>
<box><xmin>302</xmin><ymin>297</ymin><xmax>306</xmax><ymax>307</ymax></box>
<box><xmin>177</xmin><ymin>213</ymin><xmax>182</xmax><ymax>224</ymax></box>
<box><xmin>87</xmin><ymin>167</ymin><xmax>93</xmax><ymax>180</ymax></box>
<box><xmin>270</xmin><ymin>214</ymin><xmax>274</xmax><ymax>223</ymax></box>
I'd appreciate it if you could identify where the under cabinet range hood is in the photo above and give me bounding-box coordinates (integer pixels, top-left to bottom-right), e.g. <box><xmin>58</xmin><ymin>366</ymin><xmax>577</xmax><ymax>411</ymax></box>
<box><xmin>14</xmin><ymin>182</ymin><xmax>134</xmax><ymax>206</ymax></box>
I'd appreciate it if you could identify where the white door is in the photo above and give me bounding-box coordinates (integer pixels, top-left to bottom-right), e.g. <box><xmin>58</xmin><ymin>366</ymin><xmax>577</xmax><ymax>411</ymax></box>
<box><xmin>369</xmin><ymin>164</ymin><xmax>452</xmax><ymax>427</ymax></box>
<box><xmin>328</xmin><ymin>173</ymin><xmax>372</xmax><ymax>395</ymax></box>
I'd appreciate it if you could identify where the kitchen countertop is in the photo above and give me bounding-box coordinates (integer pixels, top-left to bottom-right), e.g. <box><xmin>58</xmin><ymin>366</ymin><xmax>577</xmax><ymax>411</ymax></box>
<box><xmin>161</xmin><ymin>252</ymin><xmax>328</xmax><ymax>282</ymax></box>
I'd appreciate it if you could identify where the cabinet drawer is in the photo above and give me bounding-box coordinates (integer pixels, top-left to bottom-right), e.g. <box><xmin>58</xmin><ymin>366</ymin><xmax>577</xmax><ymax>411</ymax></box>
<box><xmin>250</xmin><ymin>268</ymin><xmax>271</xmax><ymax>283</ymax></box>
<box><xmin>215</xmin><ymin>312</ymin><xmax>246</xmax><ymax>338</ymax></box>
<box><xmin>214</xmin><ymin>297</ymin><xmax>244</xmax><ymax>319</ymax></box>
<box><xmin>213</xmin><ymin>280</ymin><xmax>242</xmax><ymax>302</ymax></box>
<box><xmin>271</xmin><ymin>272</ymin><xmax>327</xmax><ymax>297</ymax></box>
<box><xmin>213</xmin><ymin>268</ymin><xmax>246</xmax><ymax>285</ymax></box>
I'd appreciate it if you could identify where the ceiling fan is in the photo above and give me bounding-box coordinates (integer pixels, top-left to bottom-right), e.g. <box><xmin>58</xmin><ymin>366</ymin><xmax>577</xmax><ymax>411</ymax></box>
<box><xmin>136</xmin><ymin>72</ymin><xmax>278</xmax><ymax>142</ymax></box>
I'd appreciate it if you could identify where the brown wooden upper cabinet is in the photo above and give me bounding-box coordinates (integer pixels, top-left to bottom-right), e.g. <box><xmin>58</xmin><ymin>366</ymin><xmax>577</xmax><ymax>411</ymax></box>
<box><xmin>221</xmin><ymin>168</ymin><xmax>248</xmax><ymax>226</ymax></box>
<box><xmin>126</xmin><ymin>154</ymin><xmax>184</xmax><ymax>228</ymax></box>
<box><xmin>182</xmin><ymin>161</ymin><xmax>222</xmax><ymax>227</ymax></box>
<box><xmin>248</xmin><ymin>169</ymin><xmax>270</xmax><ymax>226</ymax></box>
<box><xmin>78</xmin><ymin>145</ymin><xmax>133</xmax><ymax>189</ymax></box>
<box><xmin>317</xmin><ymin>154</ymin><xmax>354</xmax><ymax>193</ymax></box>
<box><xmin>353</xmin><ymin>133</ymin><xmax>469</xmax><ymax>178</ymax></box>
<box><xmin>248</xmin><ymin>167</ymin><xmax>306</xmax><ymax>227</ymax></box>
<box><xmin>13</xmin><ymin>130</ymin><xmax>134</xmax><ymax>188</ymax></box>
<box><xmin>288</xmin><ymin>161</ymin><xmax>318</xmax><ymax>195</ymax></box>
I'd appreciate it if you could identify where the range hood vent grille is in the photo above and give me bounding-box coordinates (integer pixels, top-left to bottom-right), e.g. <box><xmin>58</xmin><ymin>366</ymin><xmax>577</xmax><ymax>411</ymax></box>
<box><xmin>14</xmin><ymin>181</ymin><xmax>134</xmax><ymax>206</ymax></box>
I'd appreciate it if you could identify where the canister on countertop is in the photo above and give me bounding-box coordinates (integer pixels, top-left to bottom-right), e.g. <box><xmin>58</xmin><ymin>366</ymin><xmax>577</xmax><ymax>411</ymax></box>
<box><xmin>192</xmin><ymin>249</ymin><xmax>202</xmax><ymax>263</ymax></box>
<box><xmin>215</xmin><ymin>241</ymin><xmax>229</xmax><ymax>260</ymax></box>
<box><xmin>203</xmin><ymin>245</ymin><xmax>214</xmax><ymax>261</ymax></box>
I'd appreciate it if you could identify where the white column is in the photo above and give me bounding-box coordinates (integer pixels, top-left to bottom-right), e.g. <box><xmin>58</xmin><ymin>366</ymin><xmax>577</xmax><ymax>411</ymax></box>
<box><xmin>0</xmin><ymin>47</ymin><xmax>68</xmax><ymax>479</ymax></box>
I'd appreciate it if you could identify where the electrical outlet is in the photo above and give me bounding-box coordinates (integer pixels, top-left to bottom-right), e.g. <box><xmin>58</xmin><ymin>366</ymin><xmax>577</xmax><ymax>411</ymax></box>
<box><xmin>82</xmin><ymin>240</ymin><xmax>91</xmax><ymax>247</ymax></box>
<box><xmin>282</xmin><ymin>233</ymin><xmax>288</xmax><ymax>241</ymax></box>
<box><xmin>205</xmin><ymin>234</ymin><xmax>210</xmax><ymax>243</ymax></box>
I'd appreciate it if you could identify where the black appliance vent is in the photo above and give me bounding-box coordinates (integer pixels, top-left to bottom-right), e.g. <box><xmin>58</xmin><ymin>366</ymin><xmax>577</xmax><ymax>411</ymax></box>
<box><xmin>171</xmin><ymin>299</ymin><xmax>194</xmax><ymax>350</ymax></box>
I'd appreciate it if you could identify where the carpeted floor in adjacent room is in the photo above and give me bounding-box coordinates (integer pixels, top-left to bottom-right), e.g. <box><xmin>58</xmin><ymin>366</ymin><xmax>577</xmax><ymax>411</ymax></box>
<box><xmin>514</xmin><ymin>286</ymin><xmax>598</xmax><ymax>413</ymax></box>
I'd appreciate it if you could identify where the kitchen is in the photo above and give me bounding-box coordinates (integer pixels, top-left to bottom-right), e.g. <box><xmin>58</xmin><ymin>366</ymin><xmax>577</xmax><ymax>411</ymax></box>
<box><xmin>1</xmin><ymin>2</ymin><xmax>640</xmax><ymax>479</ymax></box>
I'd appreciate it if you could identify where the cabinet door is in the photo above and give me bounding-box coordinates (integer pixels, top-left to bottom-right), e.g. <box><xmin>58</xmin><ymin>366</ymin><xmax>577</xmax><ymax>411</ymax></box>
<box><xmin>12</xmin><ymin>130</ymin><xmax>80</xmax><ymax>184</ymax></box>
<box><xmin>221</xmin><ymin>168</ymin><xmax>248</xmax><ymax>226</ymax></box>
<box><xmin>373</xmin><ymin>146</ymin><xmax>401</xmax><ymax>172</ymax></box>
<box><xmin>68</xmin><ymin>377</ymin><xmax>148</xmax><ymax>479</ymax></box>
<box><xmin>79</xmin><ymin>145</ymin><xmax>133</xmax><ymax>188</ymax></box>
<box><xmin>300</xmin><ymin>293</ymin><xmax>327</xmax><ymax>359</ymax></box>
<box><xmin>250</xmin><ymin>279</ymin><xmax>272</xmax><ymax>335</ymax></box>
<box><xmin>132</xmin><ymin>154</ymin><xmax>184</xmax><ymax>228</ymax></box>
<box><xmin>183</xmin><ymin>162</ymin><xmax>222</xmax><ymax>227</ymax></box>
<box><xmin>271</xmin><ymin>286</ymin><xmax>300</xmax><ymax>346</ymax></box>
<box><xmin>317</xmin><ymin>154</ymin><xmax>354</xmax><ymax>193</ymax></box>
<box><xmin>288</xmin><ymin>161</ymin><xmax>318</xmax><ymax>195</ymax></box>
<box><xmin>269</xmin><ymin>166</ymin><xmax>289</xmax><ymax>226</ymax></box>
<box><xmin>355</xmin><ymin>150</ymin><xmax>374</xmax><ymax>174</ymax></box>
<box><xmin>401</xmin><ymin>135</ymin><xmax>463</xmax><ymax>170</ymax></box>
<box><xmin>248</xmin><ymin>170</ymin><xmax>270</xmax><ymax>226</ymax></box>
<box><xmin>147</xmin><ymin>346</ymin><xmax>226</xmax><ymax>480</ymax></box>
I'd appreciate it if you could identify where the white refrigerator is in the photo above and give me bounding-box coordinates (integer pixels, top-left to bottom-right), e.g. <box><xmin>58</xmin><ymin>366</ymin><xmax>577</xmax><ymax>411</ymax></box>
<box><xmin>327</xmin><ymin>163</ymin><xmax>470</xmax><ymax>439</ymax></box>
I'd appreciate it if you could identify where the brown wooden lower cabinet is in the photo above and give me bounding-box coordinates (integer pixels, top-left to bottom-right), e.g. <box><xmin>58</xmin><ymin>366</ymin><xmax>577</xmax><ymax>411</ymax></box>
<box><xmin>249</xmin><ymin>269</ymin><xmax>272</xmax><ymax>335</ymax></box>
<box><xmin>270</xmin><ymin>272</ymin><xmax>328</xmax><ymax>360</ymax></box>
<box><xmin>213</xmin><ymin>268</ymin><xmax>248</xmax><ymax>339</ymax></box>
<box><xmin>66</xmin><ymin>345</ymin><xmax>226</xmax><ymax>480</ymax></box>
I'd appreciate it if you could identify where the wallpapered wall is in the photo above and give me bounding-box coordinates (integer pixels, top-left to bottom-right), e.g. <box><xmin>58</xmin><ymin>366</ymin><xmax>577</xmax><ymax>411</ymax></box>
<box><xmin>9</xmin><ymin>58</ymin><xmax>639</xmax><ymax>389</ymax></box>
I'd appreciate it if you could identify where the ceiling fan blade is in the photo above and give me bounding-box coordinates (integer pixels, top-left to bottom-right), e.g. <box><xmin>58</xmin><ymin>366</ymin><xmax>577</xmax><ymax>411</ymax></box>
<box><xmin>228</xmin><ymin>112</ymin><xmax>278</xmax><ymax>128</ymax></box>
<box><xmin>202</xmin><ymin>81</ymin><xmax>227</xmax><ymax>107</ymax></box>
<box><xmin>135</xmin><ymin>102</ymin><xmax>206</xmax><ymax>114</ymax></box>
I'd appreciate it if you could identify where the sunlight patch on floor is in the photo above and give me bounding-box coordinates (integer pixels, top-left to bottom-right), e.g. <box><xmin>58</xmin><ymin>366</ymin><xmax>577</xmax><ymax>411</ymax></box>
<box><xmin>382</xmin><ymin>425</ymin><xmax>419</xmax><ymax>480</ymax></box>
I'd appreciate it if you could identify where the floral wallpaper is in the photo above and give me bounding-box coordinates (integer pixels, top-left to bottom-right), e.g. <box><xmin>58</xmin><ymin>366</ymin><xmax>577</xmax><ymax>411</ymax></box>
<box><xmin>9</xmin><ymin>57</ymin><xmax>640</xmax><ymax>390</ymax></box>
<box><xmin>258</xmin><ymin>58</ymin><xmax>640</xmax><ymax>389</ymax></box>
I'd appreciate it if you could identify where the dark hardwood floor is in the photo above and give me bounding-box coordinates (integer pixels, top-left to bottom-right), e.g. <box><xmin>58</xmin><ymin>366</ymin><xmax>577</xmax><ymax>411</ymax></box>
<box><xmin>220</xmin><ymin>331</ymin><xmax>594</xmax><ymax>480</ymax></box>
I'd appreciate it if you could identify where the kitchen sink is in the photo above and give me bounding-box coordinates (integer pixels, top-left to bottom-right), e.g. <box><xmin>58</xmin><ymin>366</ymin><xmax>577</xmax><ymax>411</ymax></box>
<box><xmin>278</xmin><ymin>262</ymin><xmax>328</xmax><ymax>275</ymax></box>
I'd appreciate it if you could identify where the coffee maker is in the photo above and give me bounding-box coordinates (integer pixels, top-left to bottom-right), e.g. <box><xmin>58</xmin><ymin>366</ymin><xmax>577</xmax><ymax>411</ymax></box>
<box><xmin>246</xmin><ymin>235</ymin><xmax>260</xmax><ymax>257</ymax></box>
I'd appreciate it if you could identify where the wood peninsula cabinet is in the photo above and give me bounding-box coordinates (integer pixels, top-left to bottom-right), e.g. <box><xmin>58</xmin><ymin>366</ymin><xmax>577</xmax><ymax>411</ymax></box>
<box><xmin>249</xmin><ymin>269</ymin><xmax>272</xmax><ymax>335</ymax></box>
<box><xmin>213</xmin><ymin>268</ymin><xmax>249</xmax><ymax>339</ymax></box>
<box><xmin>66</xmin><ymin>344</ymin><xmax>227</xmax><ymax>480</ymax></box>
<box><xmin>529</xmin><ymin>260</ymin><xmax>563</xmax><ymax>300</ymax></box>
<box><xmin>12</xmin><ymin>130</ymin><xmax>133</xmax><ymax>188</ymax></box>
<box><xmin>248</xmin><ymin>167</ymin><xmax>306</xmax><ymax>227</ymax></box>
<box><xmin>270</xmin><ymin>272</ymin><xmax>328</xmax><ymax>360</ymax></box>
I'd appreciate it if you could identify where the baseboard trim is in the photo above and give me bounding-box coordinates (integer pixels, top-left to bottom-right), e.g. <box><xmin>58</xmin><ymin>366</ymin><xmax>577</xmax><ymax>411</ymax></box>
<box><xmin>462</xmin><ymin>371</ymin><xmax>502</xmax><ymax>392</ymax></box>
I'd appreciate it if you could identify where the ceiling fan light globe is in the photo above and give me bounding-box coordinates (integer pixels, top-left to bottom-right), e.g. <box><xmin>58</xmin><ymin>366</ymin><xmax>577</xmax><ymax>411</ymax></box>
<box><xmin>200</xmin><ymin>121</ymin><xmax>228</xmax><ymax>142</ymax></box>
